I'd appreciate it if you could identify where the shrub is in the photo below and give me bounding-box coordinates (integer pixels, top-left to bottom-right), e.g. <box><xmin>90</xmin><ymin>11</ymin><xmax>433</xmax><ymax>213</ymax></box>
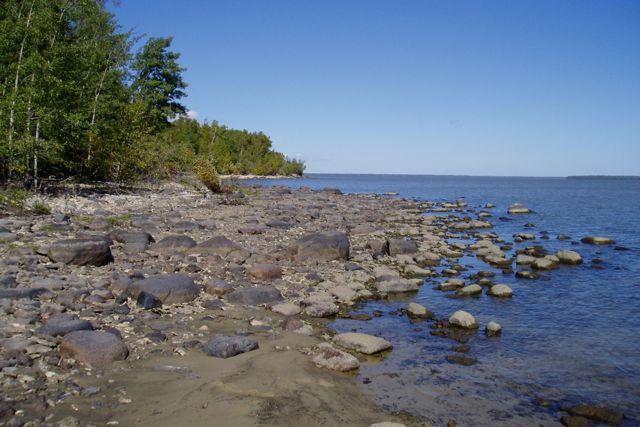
<box><xmin>31</xmin><ymin>202</ymin><xmax>52</xmax><ymax>215</ymax></box>
<box><xmin>193</xmin><ymin>159</ymin><xmax>222</xmax><ymax>193</ymax></box>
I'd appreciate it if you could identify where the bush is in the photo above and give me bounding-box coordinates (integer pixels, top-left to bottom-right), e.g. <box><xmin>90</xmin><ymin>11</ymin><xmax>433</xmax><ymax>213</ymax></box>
<box><xmin>31</xmin><ymin>202</ymin><xmax>51</xmax><ymax>215</ymax></box>
<box><xmin>193</xmin><ymin>159</ymin><xmax>222</xmax><ymax>193</ymax></box>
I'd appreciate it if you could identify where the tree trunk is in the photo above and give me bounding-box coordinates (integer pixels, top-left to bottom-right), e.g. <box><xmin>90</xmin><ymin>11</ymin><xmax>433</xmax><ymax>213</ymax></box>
<box><xmin>8</xmin><ymin>0</ymin><xmax>35</xmax><ymax>150</ymax></box>
<box><xmin>33</xmin><ymin>117</ymin><xmax>40</xmax><ymax>189</ymax></box>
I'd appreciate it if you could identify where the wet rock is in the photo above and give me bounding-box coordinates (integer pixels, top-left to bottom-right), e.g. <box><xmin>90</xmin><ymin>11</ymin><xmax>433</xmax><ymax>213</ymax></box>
<box><xmin>36</xmin><ymin>319</ymin><xmax>93</xmax><ymax>337</ymax></box>
<box><xmin>532</xmin><ymin>256</ymin><xmax>559</xmax><ymax>270</ymax></box>
<box><xmin>560</xmin><ymin>415</ymin><xmax>589</xmax><ymax>427</ymax></box>
<box><xmin>516</xmin><ymin>254</ymin><xmax>536</xmax><ymax>265</ymax></box>
<box><xmin>226</xmin><ymin>286</ymin><xmax>283</xmax><ymax>305</ymax></box>
<box><xmin>449</xmin><ymin>310</ymin><xmax>478</xmax><ymax>329</ymax></box>
<box><xmin>136</xmin><ymin>291</ymin><xmax>162</xmax><ymax>309</ymax></box>
<box><xmin>446</xmin><ymin>354</ymin><xmax>478</xmax><ymax>366</ymax></box>
<box><xmin>47</xmin><ymin>238</ymin><xmax>113</xmax><ymax>266</ymax></box>
<box><xmin>129</xmin><ymin>274</ymin><xmax>199</xmax><ymax>304</ymax></box>
<box><xmin>246</xmin><ymin>263</ymin><xmax>282</xmax><ymax>281</ymax></box>
<box><xmin>581</xmin><ymin>236</ymin><xmax>615</xmax><ymax>245</ymax></box>
<box><xmin>508</xmin><ymin>203</ymin><xmax>532</xmax><ymax>214</ymax></box>
<box><xmin>333</xmin><ymin>332</ymin><xmax>392</xmax><ymax>355</ymax></box>
<box><xmin>567</xmin><ymin>404</ymin><xmax>623</xmax><ymax>425</ymax></box>
<box><xmin>312</xmin><ymin>343</ymin><xmax>360</xmax><ymax>371</ymax></box>
<box><xmin>388</xmin><ymin>238</ymin><xmax>418</xmax><ymax>256</ymax></box>
<box><xmin>516</xmin><ymin>270</ymin><xmax>539</xmax><ymax>280</ymax></box>
<box><xmin>556</xmin><ymin>250</ymin><xmax>583</xmax><ymax>265</ymax></box>
<box><xmin>456</xmin><ymin>284</ymin><xmax>482</xmax><ymax>297</ymax></box>
<box><xmin>203</xmin><ymin>335</ymin><xmax>258</xmax><ymax>358</ymax></box>
<box><xmin>485</xmin><ymin>321</ymin><xmax>502</xmax><ymax>337</ymax></box>
<box><xmin>438</xmin><ymin>279</ymin><xmax>465</xmax><ymax>291</ymax></box>
<box><xmin>488</xmin><ymin>284</ymin><xmax>513</xmax><ymax>297</ymax></box>
<box><xmin>407</xmin><ymin>302</ymin><xmax>433</xmax><ymax>319</ymax></box>
<box><xmin>59</xmin><ymin>330</ymin><xmax>128</xmax><ymax>366</ymax></box>
<box><xmin>293</xmin><ymin>232</ymin><xmax>350</xmax><ymax>262</ymax></box>
<box><xmin>152</xmin><ymin>235</ymin><xmax>196</xmax><ymax>252</ymax></box>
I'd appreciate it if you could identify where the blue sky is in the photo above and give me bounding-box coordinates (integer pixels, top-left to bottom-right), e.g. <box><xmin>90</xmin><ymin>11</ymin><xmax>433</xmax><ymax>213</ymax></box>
<box><xmin>110</xmin><ymin>1</ymin><xmax>639</xmax><ymax>176</ymax></box>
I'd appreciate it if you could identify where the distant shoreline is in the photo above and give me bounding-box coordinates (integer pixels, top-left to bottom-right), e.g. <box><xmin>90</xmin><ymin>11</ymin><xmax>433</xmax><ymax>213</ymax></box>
<box><xmin>218</xmin><ymin>174</ymin><xmax>304</xmax><ymax>180</ymax></box>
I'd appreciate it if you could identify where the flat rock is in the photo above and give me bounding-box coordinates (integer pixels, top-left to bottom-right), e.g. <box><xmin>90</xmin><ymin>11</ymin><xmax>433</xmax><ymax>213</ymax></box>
<box><xmin>226</xmin><ymin>286</ymin><xmax>283</xmax><ymax>305</ymax></box>
<box><xmin>203</xmin><ymin>335</ymin><xmax>258</xmax><ymax>358</ymax></box>
<box><xmin>59</xmin><ymin>331</ymin><xmax>128</xmax><ymax>366</ymax></box>
<box><xmin>508</xmin><ymin>203</ymin><xmax>532</xmax><ymax>214</ymax></box>
<box><xmin>388</xmin><ymin>238</ymin><xmax>418</xmax><ymax>256</ymax></box>
<box><xmin>333</xmin><ymin>332</ymin><xmax>392</xmax><ymax>355</ymax></box>
<box><xmin>193</xmin><ymin>235</ymin><xmax>248</xmax><ymax>260</ymax></box>
<box><xmin>36</xmin><ymin>319</ymin><xmax>93</xmax><ymax>337</ymax></box>
<box><xmin>581</xmin><ymin>236</ymin><xmax>615</xmax><ymax>245</ymax></box>
<box><xmin>375</xmin><ymin>278</ymin><xmax>419</xmax><ymax>293</ymax></box>
<box><xmin>312</xmin><ymin>343</ymin><xmax>359</xmax><ymax>371</ymax></box>
<box><xmin>47</xmin><ymin>238</ymin><xmax>113</xmax><ymax>266</ymax></box>
<box><xmin>128</xmin><ymin>274</ymin><xmax>199</xmax><ymax>304</ymax></box>
<box><xmin>152</xmin><ymin>235</ymin><xmax>196</xmax><ymax>252</ymax></box>
<box><xmin>271</xmin><ymin>302</ymin><xmax>301</xmax><ymax>316</ymax></box>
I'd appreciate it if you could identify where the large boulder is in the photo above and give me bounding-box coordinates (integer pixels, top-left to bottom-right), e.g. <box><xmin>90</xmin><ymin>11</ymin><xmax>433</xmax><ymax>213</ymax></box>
<box><xmin>128</xmin><ymin>274</ymin><xmax>199</xmax><ymax>304</ymax></box>
<box><xmin>47</xmin><ymin>238</ymin><xmax>113</xmax><ymax>266</ymax></box>
<box><xmin>293</xmin><ymin>232</ymin><xmax>350</xmax><ymax>262</ymax></box>
<box><xmin>449</xmin><ymin>310</ymin><xmax>478</xmax><ymax>329</ymax></box>
<box><xmin>246</xmin><ymin>264</ymin><xmax>282</xmax><ymax>281</ymax></box>
<box><xmin>388</xmin><ymin>238</ymin><xmax>418</xmax><ymax>256</ymax></box>
<box><xmin>333</xmin><ymin>332</ymin><xmax>392</xmax><ymax>355</ymax></box>
<box><xmin>203</xmin><ymin>335</ymin><xmax>258</xmax><ymax>358</ymax></box>
<box><xmin>225</xmin><ymin>286</ymin><xmax>283</xmax><ymax>305</ymax></box>
<box><xmin>59</xmin><ymin>331</ymin><xmax>128</xmax><ymax>366</ymax></box>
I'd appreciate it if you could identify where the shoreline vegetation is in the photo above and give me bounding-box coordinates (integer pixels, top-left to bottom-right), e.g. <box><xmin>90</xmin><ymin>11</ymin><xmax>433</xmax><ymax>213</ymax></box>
<box><xmin>0</xmin><ymin>1</ymin><xmax>304</xmax><ymax>191</ymax></box>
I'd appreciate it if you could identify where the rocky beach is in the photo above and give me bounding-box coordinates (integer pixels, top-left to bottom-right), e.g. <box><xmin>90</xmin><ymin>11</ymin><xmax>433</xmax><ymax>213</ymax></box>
<box><xmin>0</xmin><ymin>177</ymin><xmax>632</xmax><ymax>427</ymax></box>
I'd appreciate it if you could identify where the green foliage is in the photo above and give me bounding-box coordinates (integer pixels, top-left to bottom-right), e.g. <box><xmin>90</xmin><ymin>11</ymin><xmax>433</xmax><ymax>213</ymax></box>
<box><xmin>193</xmin><ymin>158</ymin><xmax>221</xmax><ymax>193</ymax></box>
<box><xmin>0</xmin><ymin>1</ymin><xmax>303</xmax><ymax>187</ymax></box>
<box><xmin>31</xmin><ymin>201</ymin><xmax>50</xmax><ymax>215</ymax></box>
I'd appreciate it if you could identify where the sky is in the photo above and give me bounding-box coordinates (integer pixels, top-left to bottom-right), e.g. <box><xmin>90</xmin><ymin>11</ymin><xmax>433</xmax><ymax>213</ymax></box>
<box><xmin>109</xmin><ymin>0</ymin><xmax>640</xmax><ymax>176</ymax></box>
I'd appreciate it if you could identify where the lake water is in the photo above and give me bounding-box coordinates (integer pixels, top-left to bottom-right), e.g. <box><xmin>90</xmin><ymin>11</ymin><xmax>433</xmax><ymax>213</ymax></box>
<box><xmin>248</xmin><ymin>174</ymin><xmax>640</xmax><ymax>426</ymax></box>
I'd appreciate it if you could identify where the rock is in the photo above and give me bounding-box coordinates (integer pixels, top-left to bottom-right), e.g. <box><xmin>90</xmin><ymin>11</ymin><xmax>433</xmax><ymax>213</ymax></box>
<box><xmin>137</xmin><ymin>291</ymin><xmax>162</xmax><ymax>309</ymax></box>
<box><xmin>152</xmin><ymin>235</ymin><xmax>196</xmax><ymax>252</ymax></box>
<box><xmin>36</xmin><ymin>319</ymin><xmax>93</xmax><ymax>337</ymax></box>
<box><xmin>203</xmin><ymin>335</ymin><xmax>258</xmax><ymax>358</ymax></box>
<box><xmin>303</xmin><ymin>293</ymin><xmax>339</xmax><ymax>317</ymax></box>
<box><xmin>47</xmin><ymin>238</ymin><xmax>113</xmax><ymax>266</ymax></box>
<box><xmin>516</xmin><ymin>270</ymin><xmax>539</xmax><ymax>279</ymax></box>
<box><xmin>226</xmin><ymin>286</ymin><xmax>283</xmax><ymax>305</ymax></box>
<box><xmin>488</xmin><ymin>284</ymin><xmax>513</xmax><ymax>297</ymax></box>
<box><xmin>203</xmin><ymin>278</ymin><xmax>233</xmax><ymax>296</ymax></box>
<box><xmin>366</xmin><ymin>238</ymin><xmax>389</xmax><ymax>257</ymax></box>
<box><xmin>449</xmin><ymin>310</ymin><xmax>478</xmax><ymax>329</ymax></box>
<box><xmin>508</xmin><ymin>203</ymin><xmax>532</xmax><ymax>214</ymax></box>
<box><xmin>370</xmin><ymin>423</ymin><xmax>406</xmax><ymax>427</ymax></box>
<box><xmin>516</xmin><ymin>254</ymin><xmax>536</xmax><ymax>265</ymax></box>
<box><xmin>333</xmin><ymin>332</ymin><xmax>392</xmax><ymax>355</ymax></box>
<box><xmin>556</xmin><ymin>250</ymin><xmax>583</xmax><ymax>265</ymax></box>
<box><xmin>246</xmin><ymin>264</ymin><xmax>282</xmax><ymax>280</ymax></box>
<box><xmin>485</xmin><ymin>321</ymin><xmax>502</xmax><ymax>336</ymax></box>
<box><xmin>581</xmin><ymin>236</ymin><xmax>615</xmax><ymax>245</ymax></box>
<box><xmin>0</xmin><ymin>287</ymin><xmax>49</xmax><ymax>300</ymax></box>
<box><xmin>375</xmin><ymin>278</ymin><xmax>419</xmax><ymax>293</ymax></box>
<box><xmin>456</xmin><ymin>284</ymin><xmax>482</xmax><ymax>296</ymax></box>
<box><xmin>109</xmin><ymin>230</ymin><xmax>154</xmax><ymax>246</ymax></box>
<box><xmin>446</xmin><ymin>354</ymin><xmax>478</xmax><ymax>365</ymax></box>
<box><xmin>293</xmin><ymin>232</ymin><xmax>350</xmax><ymax>262</ymax></box>
<box><xmin>532</xmin><ymin>256</ymin><xmax>559</xmax><ymax>270</ymax></box>
<box><xmin>194</xmin><ymin>235</ymin><xmax>249</xmax><ymax>260</ymax></box>
<box><xmin>59</xmin><ymin>331</ymin><xmax>128</xmax><ymax>366</ymax></box>
<box><xmin>567</xmin><ymin>404</ymin><xmax>623</xmax><ymax>425</ymax></box>
<box><xmin>329</xmin><ymin>285</ymin><xmax>358</xmax><ymax>303</ymax></box>
<box><xmin>312</xmin><ymin>343</ymin><xmax>360</xmax><ymax>371</ymax></box>
<box><xmin>438</xmin><ymin>279</ymin><xmax>465</xmax><ymax>291</ymax></box>
<box><xmin>407</xmin><ymin>302</ymin><xmax>433</xmax><ymax>319</ymax></box>
<box><xmin>560</xmin><ymin>415</ymin><xmax>589</xmax><ymax>427</ymax></box>
<box><xmin>270</xmin><ymin>302</ymin><xmax>300</xmax><ymax>316</ymax></box>
<box><xmin>129</xmin><ymin>274</ymin><xmax>199</xmax><ymax>304</ymax></box>
<box><xmin>388</xmin><ymin>238</ymin><xmax>418</xmax><ymax>256</ymax></box>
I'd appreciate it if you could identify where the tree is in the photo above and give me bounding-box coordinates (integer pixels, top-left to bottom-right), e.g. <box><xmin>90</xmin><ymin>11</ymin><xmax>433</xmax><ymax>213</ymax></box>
<box><xmin>130</xmin><ymin>37</ymin><xmax>186</xmax><ymax>130</ymax></box>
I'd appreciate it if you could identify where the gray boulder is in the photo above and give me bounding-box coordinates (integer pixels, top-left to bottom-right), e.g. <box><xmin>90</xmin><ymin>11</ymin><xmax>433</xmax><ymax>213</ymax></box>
<box><xmin>128</xmin><ymin>274</ymin><xmax>199</xmax><ymax>304</ymax></box>
<box><xmin>36</xmin><ymin>319</ymin><xmax>93</xmax><ymax>337</ymax></box>
<box><xmin>388</xmin><ymin>238</ymin><xmax>418</xmax><ymax>256</ymax></box>
<box><xmin>47</xmin><ymin>238</ymin><xmax>113</xmax><ymax>266</ymax></box>
<box><xmin>293</xmin><ymin>232</ymin><xmax>350</xmax><ymax>262</ymax></box>
<box><xmin>59</xmin><ymin>331</ymin><xmax>128</xmax><ymax>366</ymax></box>
<box><xmin>152</xmin><ymin>235</ymin><xmax>196</xmax><ymax>252</ymax></box>
<box><xmin>203</xmin><ymin>335</ymin><xmax>258</xmax><ymax>358</ymax></box>
<box><xmin>226</xmin><ymin>286</ymin><xmax>283</xmax><ymax>305</ymax></box>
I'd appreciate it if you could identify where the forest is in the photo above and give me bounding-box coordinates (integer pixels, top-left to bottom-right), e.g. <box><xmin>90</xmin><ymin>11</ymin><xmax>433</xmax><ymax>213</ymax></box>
<box><xmin>0</xmin><ymin>0</ymin><xmax>304</xmax><ymax>190</ymax></box>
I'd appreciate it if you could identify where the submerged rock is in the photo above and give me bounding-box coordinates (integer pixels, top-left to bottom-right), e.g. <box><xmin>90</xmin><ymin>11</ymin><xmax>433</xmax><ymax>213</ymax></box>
<box><xmin>567</xmin><ymin>404</ymin><xmax>623</xmax><ymax>425</ymax></box>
